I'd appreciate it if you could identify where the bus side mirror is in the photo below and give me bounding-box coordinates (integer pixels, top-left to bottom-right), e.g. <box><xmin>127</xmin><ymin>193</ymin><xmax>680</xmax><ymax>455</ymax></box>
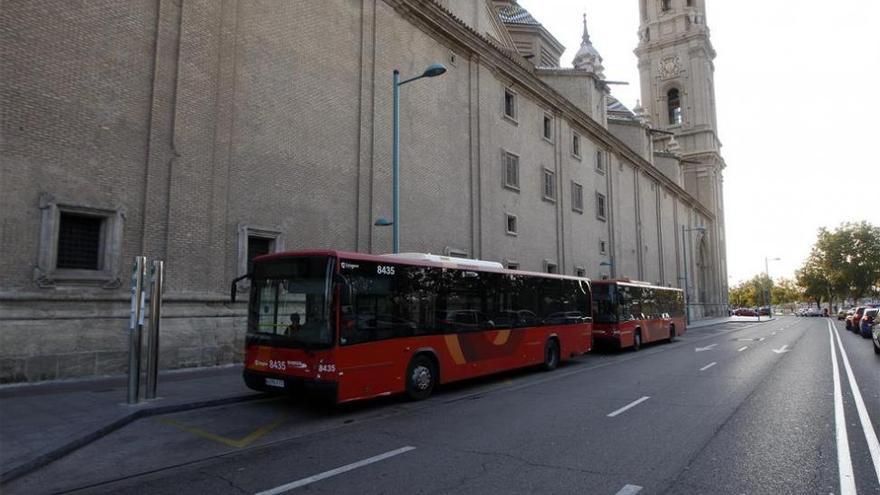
<box><xmin>230</xmin><ymin>273</ymin><xmax>250</xmax><ymax>303</ymax></box>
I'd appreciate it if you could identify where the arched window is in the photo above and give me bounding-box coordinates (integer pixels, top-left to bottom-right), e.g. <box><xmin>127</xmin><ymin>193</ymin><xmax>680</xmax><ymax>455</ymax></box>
<box><xmin>667</xmin><ymin>88</ymin><xmax>682</xmax><ymax>125</ymax></box>
<box><xmin>661</xmin><ymin>0</ymin><xmax>671</xmax><ymax>11</ymax></box>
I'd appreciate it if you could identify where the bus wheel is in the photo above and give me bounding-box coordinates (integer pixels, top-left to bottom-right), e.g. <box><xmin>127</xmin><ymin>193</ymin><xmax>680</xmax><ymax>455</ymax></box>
<box><xmin>633</xmin><ymin>330</ymin><xmax>642</xmax><ymax>351</ymax></box>
<box><xmin>542</xmin><ymin>339</ymin><xmax>560</xmax><ymax>371</ymax></box>
<box><xmin>668</xmin><ymin>326</ymin><xmax>676</xmax><ymax>342</ymax></box>
<box><xmin>405</xmin><ymin>355</ymin><xmax>436</xmax><ymax>401</ymax></box>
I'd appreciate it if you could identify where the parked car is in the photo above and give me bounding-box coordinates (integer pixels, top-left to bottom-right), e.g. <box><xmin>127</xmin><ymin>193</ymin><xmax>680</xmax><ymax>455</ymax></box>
<box><xmin>733</xmin><ymin>308</ymin><xmax>757</xmax><ymax>317</ymax></box>
<box><xmin>837</xmin><ymin>309</ymin><xmax>848</xmax><ymax>320</ymax></box>
<box><xmin>860</xmin><ymin>308</ymin><xmax>878</xmax><ymax>338</ymax></box>
<box><xmin>757</xmin><ymin>306</ymin><xmax>771</xmax><ymax>316</ymax></box>
<box><xmin>873</xmin><ymin>318</ymin><xmax>880</xmax><ymax>355</ymax></box>
<box><xmin>846</xmin><ymin>307</ymin><xmax>866</xmax><ymax>331</ymax></box>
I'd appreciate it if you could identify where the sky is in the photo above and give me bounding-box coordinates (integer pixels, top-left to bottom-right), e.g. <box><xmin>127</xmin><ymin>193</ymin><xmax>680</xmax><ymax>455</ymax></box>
<box><xmin>518</xmin><ymin>0</ymin><xmax>880</xmax><ymax>286</ymax></box>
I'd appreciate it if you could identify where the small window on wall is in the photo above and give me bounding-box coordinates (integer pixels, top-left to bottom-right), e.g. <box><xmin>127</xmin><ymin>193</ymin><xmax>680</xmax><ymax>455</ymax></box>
<box><xmin>599</xmin><ymin>240</ymin><xmax>608</xmax><ymax>255</ymax></box>
<box><xmin>596</xmin><ymin>151</ymin><xmax>606</xmax><ymax>173</ymax></box>
<box><xmin>571</xmin><ymin>182</ymin><xmax>584</xmax><ymax>213</ymax></box>
<box><xmin>247</xmin><ymin>236</ymin><xmax>274</xmax><ymax>272</ymax></box>
<box><xmin>237</xmin><ymin>225</ymin><xmax>283</xmax><ymax>283</ymax></box>
<box><xmin>57</xmin><ymin>212</ymin><xmax>104</xmax><ymax>270</ymax></box>
<box><xmin>506</xmin><ymin>214</ymin><xmax>518</xmax><ymax>236</ymax></box>
<box><xmin>545</xmin><ymin>261</ymin><xmax>558</xmax><ymax>274</ymax></box>
<box><xmin>668</xmin><ymin>88</ymin><xmax>682</xmax><ymax>125</ymax></box>
<box><xmin>575</xmin><ymin>267</ymin><xmax>586</xmax><ymax>277</ymax></box>
<box><xmin>596</xmin><ymin>192</ymin><xmax>607</xmax><ymax>221</ymax></box>
<box><xmin>503</xmin><ymin>151</ymin><xmax>520</xmax><ymax>190</ymax></box>
<box><xmin>35</xmin><ymin>195</ymin><xmax>125</xmax><ymax>288</ymax></box>
<box><xmin>504</xmin><ymin>88</ymin><xmax>517</xmax><ymax>121</ymax></box>
<box><xmin>506</xmin><ymin>261</ymin><xmax>520</xmax><ymax>270</ymax></box>
<box><xmin>543</xmin><ymin>114</ymin><xmax>553</xmax><ymax>141</ymax></box>
<box><xmin>572</xmin><ymin>133</ymin><xmax>581</xmax><ymax>158</ymax></box>
<box><xmin>661</xmin><ymin>0</ymin><xmax>672</xmax><ymax>11</ymax></box>
<box><xmin>542</xmin><ymin>169</ymin><xmax>556</xmax><ymax>202</ymax></box>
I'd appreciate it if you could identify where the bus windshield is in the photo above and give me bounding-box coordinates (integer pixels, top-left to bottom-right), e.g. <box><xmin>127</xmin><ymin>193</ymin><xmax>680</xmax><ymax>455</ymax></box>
<box><xmin>248</xmin><ymin>256</ymin><xmax>334</xmax><ymax>348</ymax></box>
<box><xmin>592</xmin><ymin>283</ymin><xmax>618</xmax><ymax>323</ymax></box>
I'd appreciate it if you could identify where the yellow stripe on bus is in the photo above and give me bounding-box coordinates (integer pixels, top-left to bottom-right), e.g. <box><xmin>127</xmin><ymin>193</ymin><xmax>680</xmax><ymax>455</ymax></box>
<box><xmin>492</xmin><ymin>330</ymin><xmax>511</xmax><ymax>346</ymax></box>
<box><xmin>444</xmin><ymin>334</ymin><xmax>467</xmax><ymax>365</ymax></box>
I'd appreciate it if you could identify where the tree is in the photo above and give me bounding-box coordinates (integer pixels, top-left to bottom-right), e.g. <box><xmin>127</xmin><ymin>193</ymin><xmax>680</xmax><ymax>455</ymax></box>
<box><xmin>795</xmin><ymin>222</ymin><xmax>880</xmax><ymax>306</ymax></box>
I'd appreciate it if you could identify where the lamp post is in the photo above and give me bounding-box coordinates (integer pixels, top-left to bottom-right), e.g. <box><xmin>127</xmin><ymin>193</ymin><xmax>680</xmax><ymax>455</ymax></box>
<box><xmin>681</xmin><ymin>225</ymin><xmax>705</xmax><ymax>325</ymax></box>
<box><xmin>375</xmin><ymin>63</ymin><xmax>447</xmax><ymax>253</ymax></box>
<box><xmin>765</xmin><ymin>256</ymin><xmax>781</xmax><ymax>319</ymax></box>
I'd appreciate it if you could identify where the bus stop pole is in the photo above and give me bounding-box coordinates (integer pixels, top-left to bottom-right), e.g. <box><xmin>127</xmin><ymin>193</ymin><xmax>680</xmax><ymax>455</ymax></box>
<box><xmin>127</xmin><ymin>256</ymin><xmax>147</xmax><ymax>404</ymax></box>
<box><xmin>145</xmin><ymin>260</ymin><xmax>164</xmax><ymax>400</ymax></box>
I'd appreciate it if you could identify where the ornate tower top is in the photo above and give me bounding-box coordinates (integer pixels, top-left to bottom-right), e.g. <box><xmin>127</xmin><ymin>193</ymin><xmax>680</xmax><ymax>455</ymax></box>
<box><xmin>572</xmin><ymin>14</ymin><xmax>604</xmax><ymax>78</ymax></box>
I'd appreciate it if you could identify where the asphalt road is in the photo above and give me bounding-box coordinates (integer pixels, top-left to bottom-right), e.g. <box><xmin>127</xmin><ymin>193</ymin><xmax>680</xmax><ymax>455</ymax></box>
<box><xmin>6</xmin><ymin>317</ymin><xmax>879</xmax><ymax>495</ymax></box>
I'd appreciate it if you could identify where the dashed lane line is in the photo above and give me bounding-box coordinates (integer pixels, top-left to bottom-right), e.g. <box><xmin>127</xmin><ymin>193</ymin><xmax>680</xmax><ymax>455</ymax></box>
<box><xmin>737</xmin><ymin>346</ymin><xmax>748</xmax><ymax>352</ymax></box>
<box><xmin>607</xmin><ymin>396</ymin><xmax>651</xmax><ymax>418</ymax></box>
<box><xmin>614</xmin><ymin>484</ymin><xmax>643</xmax><ymax>495</ymax></box>
<box><xmin>699</xmin><ymin>362</ymin><xmax>717</xmax><ymax>371</ymax></box>
<box><xmin>254</xmin><ymin>446</ymin><xmax>416</xmax><ymax>495</ymax></box>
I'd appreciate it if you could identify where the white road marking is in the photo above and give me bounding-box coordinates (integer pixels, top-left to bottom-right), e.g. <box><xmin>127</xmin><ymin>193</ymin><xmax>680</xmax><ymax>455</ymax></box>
<box><xmin>607</xmin><ymin>396</ymin><xmax>651</xmax><ymax>418</ymax></box>
<box><xmin>828</xmin><ymin>325</ymin><xmax>856</xmax><ymax>495</ymax></box>
<box><xmin>255</xmin><ymin>446</ymin><xmax>416</xmax><ymax>495</ymax></box>
<box><xmin>614</xmin><ymin>484</ymin><xmax>643</xmax><ymax>495</ymax></box>
<box><xmin>737</xmin><ymin>346</ymin><xmax>748</xmax><ymax>352</ymax></box>
<box><xmin>772</xmin><ymin>345</ymin><xmax>790</xmax><ymax>354</ymax></box>
<box><xmin>695</xmin><ymin>344</ymin><xmax>717</xmax><ymax>352</ymax></box>
<box><xmin>758</xmin><ymin>337</ymin><xmax>765</xmax><ymax>342</ymax></box>
<box><xmin>829</xmin><ymin>320</ymin><xmax>880</xmax><ymax>485</ymax></box>
<box><xmin>772</xmin><ymin>332</ymin><xmax>777</xmax><ymax>336</ymax></box>
<box><xmin>699</xmin><ymin>362</ymin><xmax>717</xmax><ymax>371</ymax></box>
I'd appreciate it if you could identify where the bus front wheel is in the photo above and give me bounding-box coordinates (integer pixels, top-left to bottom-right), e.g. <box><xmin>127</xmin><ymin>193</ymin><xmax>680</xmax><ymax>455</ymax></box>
<box><xmin>405</xmin><ymin>355</ymin><xmax>437</xmax><ymax>401</ymax></box>
<box><xmin>542</xmin><ymin>339</ymin><xmax>560</xmax><ymax>371</ymax></box>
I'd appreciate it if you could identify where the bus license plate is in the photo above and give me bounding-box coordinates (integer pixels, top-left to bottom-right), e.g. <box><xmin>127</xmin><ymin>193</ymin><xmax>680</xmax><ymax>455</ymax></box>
<box><xmin>265</xmin><ymin>378</ymin><xmax>285</xmax><ymax>388</ymax></box>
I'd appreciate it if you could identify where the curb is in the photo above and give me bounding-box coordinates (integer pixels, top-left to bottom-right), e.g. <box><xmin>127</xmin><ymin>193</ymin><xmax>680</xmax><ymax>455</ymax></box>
<box><xmin>0</xmin><ymin>392</ymin><xmax>269</xmax><ymax>485</ymax></box>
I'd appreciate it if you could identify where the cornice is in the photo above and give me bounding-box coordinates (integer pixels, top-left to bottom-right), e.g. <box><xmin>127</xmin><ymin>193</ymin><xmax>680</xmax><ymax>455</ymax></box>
<box><xmin>382</xmin><ymin>0</ymin><xmax>714</xmax><ymax>221</ymax></box>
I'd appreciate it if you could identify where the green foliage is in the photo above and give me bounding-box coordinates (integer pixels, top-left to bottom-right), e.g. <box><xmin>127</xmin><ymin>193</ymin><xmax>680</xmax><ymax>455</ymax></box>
<box><xmin>795</xmin><ymin>222</ymin><xmax>880</xmax><ymax>305</ymax></box>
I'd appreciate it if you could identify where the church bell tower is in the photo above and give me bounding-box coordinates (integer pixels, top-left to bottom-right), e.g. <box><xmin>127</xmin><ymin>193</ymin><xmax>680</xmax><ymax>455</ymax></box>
<box><xmin>635</xmin><ymin>0</ymin><xmax>728</xmax><ymax>310</ymax></box>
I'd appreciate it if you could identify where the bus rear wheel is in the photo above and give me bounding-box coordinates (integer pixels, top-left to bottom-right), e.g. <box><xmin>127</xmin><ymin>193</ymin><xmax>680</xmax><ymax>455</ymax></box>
<box><xmin>632</xmin><ymin>330</ymin><xmax>642</xmax><ymax>351</ymax></box>
<box><xmin>542</xmin><ymin>339</ymin><xmax>560</xmax><ymax>371</ymax></box>
<box><xmin>405</xmin><ymin>355</ymin><xmax>436</xmax><ymax>401</ymax></box>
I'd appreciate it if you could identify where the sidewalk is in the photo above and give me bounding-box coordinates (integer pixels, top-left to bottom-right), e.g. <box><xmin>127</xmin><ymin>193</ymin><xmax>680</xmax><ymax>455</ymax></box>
<box><xmin>0</xmin><ymin>364</ymin><xmax>263</xmax><ymax>484</ymax></box>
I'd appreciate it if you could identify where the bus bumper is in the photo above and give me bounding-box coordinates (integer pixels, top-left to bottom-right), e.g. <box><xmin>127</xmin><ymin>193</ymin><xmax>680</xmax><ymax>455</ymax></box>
<box><xmin>243</xmin><ymin>369</ymin><xmax>338</xmax><ymax>401</ymax></box>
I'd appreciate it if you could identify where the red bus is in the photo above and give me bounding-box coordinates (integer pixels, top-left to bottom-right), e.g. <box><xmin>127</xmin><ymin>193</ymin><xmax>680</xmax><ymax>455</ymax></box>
<box><xmin>234</xmin><ymin>250</ymin><xmax>592</xmax><ymax>403</ymax></box>
<box><xmin>591</xmin><ymin>279</ymin><xmax>685</xmax><ymax>351</ymax></box>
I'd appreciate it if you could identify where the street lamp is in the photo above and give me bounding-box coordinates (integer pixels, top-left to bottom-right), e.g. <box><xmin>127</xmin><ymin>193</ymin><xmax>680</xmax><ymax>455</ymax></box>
<box><xmin>377</xmin><ymin>63</ymin><xmax>447</xmax><ymax>253</ymax></box>
<box><xmin>681</xmin><ymin>225</ymin><xmax>706</xmax><ymax>325</ymax></box>
<box><xmin>765</xmin><ymin>257</ymin><xmax>781</xmax><ymax>319</ymax></box>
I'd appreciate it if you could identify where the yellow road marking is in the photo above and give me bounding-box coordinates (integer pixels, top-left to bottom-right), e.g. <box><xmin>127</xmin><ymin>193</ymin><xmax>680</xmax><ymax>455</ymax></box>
<box><xmin>157</xmin><ymin>413</ymin><xmax>287</xmax><ymax>449</ymax></box>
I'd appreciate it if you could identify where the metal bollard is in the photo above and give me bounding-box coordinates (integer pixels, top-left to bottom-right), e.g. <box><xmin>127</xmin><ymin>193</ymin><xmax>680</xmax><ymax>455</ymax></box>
<box><xmin>127</xmin><ymin>256</ymin><xmax>147</xmax><ymax>404</ymax></box>
<box><xmin>145</xmin><ymin>260</ymin><xmax>164</xmax><ymax>400</ymax></box>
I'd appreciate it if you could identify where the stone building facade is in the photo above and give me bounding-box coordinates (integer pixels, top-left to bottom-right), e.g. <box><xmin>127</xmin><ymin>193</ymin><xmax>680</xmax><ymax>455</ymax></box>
<box><xmin>0</xmin><ymin>0</ymin><xmax>728</xmax><ymax>383</ymax></box>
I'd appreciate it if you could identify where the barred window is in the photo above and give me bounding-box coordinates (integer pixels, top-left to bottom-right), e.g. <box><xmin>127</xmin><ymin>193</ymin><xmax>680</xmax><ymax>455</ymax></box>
<box><xmin>571</xmin><ymin>182</ymin><xmax>584</xmax><ymax>213</ymax></box>
<box><xmin>596</xmin><ymin>192</ymin><xmax>607</xmax><ymax>221</ymax></box>
<box><xmin>56</xmin><ymin>213</ymin><xmax>104</xmax><ymax>270</ymax></box>
<box><xmin>503</xmin><ymin>152</ymin><xmax>520</xmax><ymax>190</ymax></box>
<box><xmin>543</xmin><ymin>169</ymin><xmax>556</xmax><ymax>201</ymax></box>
